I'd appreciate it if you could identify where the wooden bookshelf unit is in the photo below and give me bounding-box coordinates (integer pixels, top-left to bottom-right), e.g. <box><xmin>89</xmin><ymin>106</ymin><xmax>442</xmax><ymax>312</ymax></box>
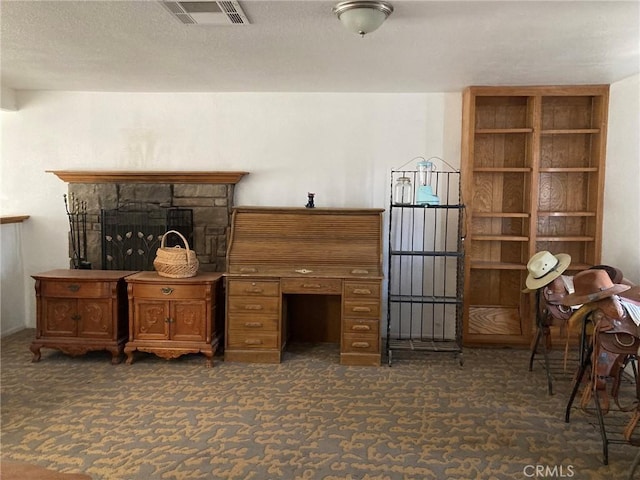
<box><xmin>461</xmin><ymin>85</ymin><xmax>609</xmax><ymax>346</ymax></box>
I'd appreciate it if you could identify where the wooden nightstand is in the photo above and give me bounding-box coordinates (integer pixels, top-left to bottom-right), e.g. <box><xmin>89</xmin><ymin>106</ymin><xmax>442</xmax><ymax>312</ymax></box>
<box><xmin>30</xmin><ymin>269</ymin><xmax>137</xmax><ymax>364</ymax></box>
<box><xmin>124</xmin><ymin>271</ymin><xmax>223</xmax><ymax>367</ymax></box>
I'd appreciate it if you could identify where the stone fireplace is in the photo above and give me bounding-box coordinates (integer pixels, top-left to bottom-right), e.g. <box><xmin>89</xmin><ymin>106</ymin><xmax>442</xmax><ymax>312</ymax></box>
<box><xmin>50</xmin><ymin>171</ymin><xmax>248</xmax><ymax>272</ymax></box>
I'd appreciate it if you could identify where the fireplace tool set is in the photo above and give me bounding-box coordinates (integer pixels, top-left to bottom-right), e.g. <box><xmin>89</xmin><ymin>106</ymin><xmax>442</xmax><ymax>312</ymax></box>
<box><xmin>64</xmin><ymin>194</ymin><xmax>91</xmax><ymax>269</ymax></box>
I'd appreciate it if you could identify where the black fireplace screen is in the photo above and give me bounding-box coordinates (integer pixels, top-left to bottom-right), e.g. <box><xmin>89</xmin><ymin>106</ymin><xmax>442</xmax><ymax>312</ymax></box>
<box><xmin>101</xmin><ymin>207</ymin><xmax>193</xmax><ymax>271</ymax></box>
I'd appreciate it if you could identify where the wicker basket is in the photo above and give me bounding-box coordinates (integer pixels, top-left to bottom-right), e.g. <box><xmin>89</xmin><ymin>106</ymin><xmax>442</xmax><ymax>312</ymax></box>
<box><xmin>153</xmin><ymin>230</ymin><xmax>199</xmax><ymax>278</ymax></box>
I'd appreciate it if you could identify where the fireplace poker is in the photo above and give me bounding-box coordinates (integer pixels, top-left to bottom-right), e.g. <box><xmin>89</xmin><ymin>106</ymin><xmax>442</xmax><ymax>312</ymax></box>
<box><xmin>74</xmin><ymin>197</ymin><xmax>81</xmax><ymax>268</ymax></box>
<box><xmin>64</xmin><ymin>194</ymin><xmax>79</xmax><ymax>268</ymax></box>
<box><xmin>81</xmin><ymin>200</ymin><xmax>87</xmax><ymax>264</ymax></box>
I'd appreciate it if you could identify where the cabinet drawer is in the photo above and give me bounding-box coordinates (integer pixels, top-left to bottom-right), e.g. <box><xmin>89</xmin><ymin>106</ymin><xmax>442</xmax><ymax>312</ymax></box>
<box><xmin>226</xmin><ymin>331</ymin><xmax>279</xmax><ymax>349</ymax></box>
<box><xmin>343</xmin><ymin>318</ymin><xmax>379</xmax><ymax>335</ymax></box>
<box><xmin>227</xmin><ymin>314</ymin><xmax>279</xmax><ymax>332</ymax></box>
<box><xmin>281</xmin><ymin>278</ymin><xmax>342</xmax><ymax>294</ymax></box>
<box><xmin>227</xmin><ymin>280</ymin><xmax>280</xmax><ymax>297</ymax></box>
<box><xmin>343</xmin><ymin>282</ymin><xmax>380</xmax><ymax>300</ymax></box>
<box><xmin>342</xmin><ymin>333</ymin><xmax>379</xmax><ymax>353</ymax></box>
<box><xmin>228</xmin><ymin>297</ymin><xmax>280</xmax><ymax>315</ymax></box>
<box><xmin>343</xmin><ymin>300</ymin><xmax>380</xmax><ymax>319</ymax></box>
<box><xmin>132</xmin><ymin>283</ymin><xmax>208</xmax><ymax>300</ymax></box>
<box><xmin>42</xmin><ymin>281</ymin><xmax>109</xmax><ymax>298</ymax></box>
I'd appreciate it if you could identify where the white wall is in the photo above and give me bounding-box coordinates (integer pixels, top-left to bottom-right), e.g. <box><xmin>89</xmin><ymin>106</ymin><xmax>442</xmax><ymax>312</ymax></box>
<box><xmin>1</xmin><ymin>82</ymin><xmax>637</xmax><ymax>332</ymax></box>
<box><xmin>603</xmin><ymin>73</ymin><xmax>640</xmax><ymax>284</ymax></box>
<box><xmin>0</xmin><ymin>222</ymin><xmax>28</xmax><ymax>336</ymax></box>
<box><xmin>1</xmin><ymin>91</ymin><xmax>460</xmax><ymax>329</ymax></box>
<box><xmin>1</xmin><ymin>85</ymin><xmax>17</xmax><ymax>111</ymax></box>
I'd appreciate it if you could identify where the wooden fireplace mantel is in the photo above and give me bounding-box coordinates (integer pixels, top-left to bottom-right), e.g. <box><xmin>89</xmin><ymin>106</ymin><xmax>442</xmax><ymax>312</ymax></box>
<box><xmin>47</xmin><ymin>171</ymin><xmax>249</xmax><ymax>184</ymax></box>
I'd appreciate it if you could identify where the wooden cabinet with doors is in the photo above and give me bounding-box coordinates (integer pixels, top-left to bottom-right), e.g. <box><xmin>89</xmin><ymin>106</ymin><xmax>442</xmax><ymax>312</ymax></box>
<box><xmin>30</xmin><ymin>269</ymin><xmax>136</xmax><ymax>363</ymax></box>
<box><xmin>125</xmin><ymin>271</ymin><xmax>223</xmax><ymax>366</ymax></box>
<box><xmin>461</xmin><ymin>85</ymin><xmax>609</xmax><ymax>346</ymax></box>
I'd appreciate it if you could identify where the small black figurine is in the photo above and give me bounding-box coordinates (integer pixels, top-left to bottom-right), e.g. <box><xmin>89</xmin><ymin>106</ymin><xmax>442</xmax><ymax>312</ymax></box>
<box><xmin>305</xmin><ymin>192</ymin><xmax>315</xmax><ymax>208</ymax></box>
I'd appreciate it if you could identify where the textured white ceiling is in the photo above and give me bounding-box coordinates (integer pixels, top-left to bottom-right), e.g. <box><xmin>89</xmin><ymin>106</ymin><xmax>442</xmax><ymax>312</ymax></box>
<box><xmin>1</xmin><ymin>0</ymin><xmax>639</xmax><ymax>93</ymax></box>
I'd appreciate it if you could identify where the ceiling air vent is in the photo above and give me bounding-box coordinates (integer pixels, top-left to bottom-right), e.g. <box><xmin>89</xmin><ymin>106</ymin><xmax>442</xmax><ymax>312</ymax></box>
<box><xmin>161</xmin><ymin>1</ymin><xmax>249</xmax><ymax>25</ymax></box>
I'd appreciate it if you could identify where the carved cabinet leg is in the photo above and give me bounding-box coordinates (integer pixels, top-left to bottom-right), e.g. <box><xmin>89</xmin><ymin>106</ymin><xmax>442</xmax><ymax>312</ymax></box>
<box><xmin>107</xmin><ymin>346</ymin><xmax>123</xmax><ymax>365</ymax></box>
<box><xmin>124</xmin><ymin>348</ymin><xmax>135</xmax><ymax>365</ymax></box>
<box><xmin>202</xmin><ymin>350</ymin><xmax>213</xmax><ymax>368</ymax></box>
<box><xmin>29</xmin><ymin>343</ymin><xmax>42</xmax><ymax>363</ymax></box>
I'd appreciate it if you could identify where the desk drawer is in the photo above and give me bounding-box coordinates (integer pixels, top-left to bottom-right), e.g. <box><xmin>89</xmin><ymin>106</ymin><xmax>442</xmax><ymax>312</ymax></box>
<box><xmin>343</xmin><ymin>318</ymin><xmax>379</xmax><ymax>335</ymax></box>
<box><xmin>132</xmin><ymin>283</ymin><xmax>208</xmax><ymax>300</ymax></box>
<box><xmin>281</xmin><ymin>278</ymin><xmax>342</xmax><ymax>294</ymax></box>
<box><xmin>227</xmin><ymin>280</ymin><xmax>280</xmax><ymax>297</ymax></box>
<box><xmin>227</xmin><ymin>314</ymin><xmax>279</xmax><ymax>332</ymax></box>
<box><xmin>226</xmin><ymin>331</ymin><xmax>279</xmax><ymax>349</ymax></box>
<box><xmin>228</xmin><ymin>296</ymin><xmax>280</xmax><ymax>315</ymax></box>
<box><xmin>342</xmin><ymin>333</ymin><xmax>379</xmax><ymax>354</ymax></box>
<box><xmin>42</xmin><ymin>281</ymin><xmax>109</xmax><ymax>298</ymax></box>
<box><xmin>343</xmin><ymin>300</ymin><xmax>380</xmax><ymax>319</ymax></box>
<box><xmin>344</xmin><ymin>281</ymin><xmax>380</xmax><ymax>300</ymax></box>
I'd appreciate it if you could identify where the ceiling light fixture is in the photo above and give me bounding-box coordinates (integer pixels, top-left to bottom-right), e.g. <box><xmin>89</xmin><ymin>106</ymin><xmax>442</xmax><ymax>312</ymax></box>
<box><xmin>333</xmin><ymin>1</ymin><xmax>394</xmax><ymax>37</ymax></box>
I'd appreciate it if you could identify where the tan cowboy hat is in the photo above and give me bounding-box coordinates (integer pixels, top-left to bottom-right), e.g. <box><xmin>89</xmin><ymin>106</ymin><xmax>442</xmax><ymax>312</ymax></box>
<box><xmin>561</xmin><ymin>268</ymin><xmax>631</xmax><ymax>306</ymax></box>
<box><xmin>525</xmin><ymin>251</ymin><xmax>572</xmax><ymax>290</ymax></box>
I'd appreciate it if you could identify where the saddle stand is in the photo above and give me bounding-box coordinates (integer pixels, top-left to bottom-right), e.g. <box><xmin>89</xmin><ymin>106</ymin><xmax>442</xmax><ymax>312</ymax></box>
<box><xmin>564</xmin><ymin>298</ymin><xmax>640</xmax><ymax>465</ymax></box>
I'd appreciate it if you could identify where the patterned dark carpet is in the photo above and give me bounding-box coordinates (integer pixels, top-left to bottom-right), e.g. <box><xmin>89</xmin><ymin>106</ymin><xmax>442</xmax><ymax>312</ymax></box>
<box><xmin>1</xmin><ymin>329</ymin><xmax>638</xmax><ymax>479</ymax></box>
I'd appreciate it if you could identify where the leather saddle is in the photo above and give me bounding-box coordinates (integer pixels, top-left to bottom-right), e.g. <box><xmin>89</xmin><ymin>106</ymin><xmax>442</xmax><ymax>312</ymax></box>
<box><xmin>593</xmin><ymin>297</ymin><xmax>640</xmax><ymax>355</ymax></box>
<box><xmin>540</xmin><ymin>276</ymin><xmax>573</xmax><ymax>324</ymax></box>
<box><xmin>582</xmin><ymin>295</ymin><xmax>640</xmax><ymax>443</ymax></box>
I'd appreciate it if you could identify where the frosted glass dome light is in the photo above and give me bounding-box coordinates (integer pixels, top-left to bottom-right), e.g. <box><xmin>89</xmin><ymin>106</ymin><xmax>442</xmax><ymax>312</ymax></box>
<box><xmin>333</xmin><ymin>1</ymin><xmax>394</xmax><ymax>37</ymax></box>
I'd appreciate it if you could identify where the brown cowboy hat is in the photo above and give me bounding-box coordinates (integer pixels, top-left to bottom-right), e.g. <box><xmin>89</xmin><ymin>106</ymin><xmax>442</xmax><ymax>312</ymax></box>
<box><xmin>524</xmin><ymin>251</ymin><xmax>572</xmax><ymax>290</ymax></box>
<box><xmin>562</xmin><ymin>268</ymin><xmax>631</xmax><ymax>306</ymax></box>
<box><xmin>588</xmin><ymin>264</ymin><xmax>624</xmax><ymax>284</ymax></box>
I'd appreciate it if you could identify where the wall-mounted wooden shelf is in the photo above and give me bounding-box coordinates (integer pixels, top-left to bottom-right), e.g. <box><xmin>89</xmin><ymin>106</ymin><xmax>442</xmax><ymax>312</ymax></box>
<box><xmin>0</xmin><ymin>215</ymin><xmax>30</xmax><ymax>225</ymax></box>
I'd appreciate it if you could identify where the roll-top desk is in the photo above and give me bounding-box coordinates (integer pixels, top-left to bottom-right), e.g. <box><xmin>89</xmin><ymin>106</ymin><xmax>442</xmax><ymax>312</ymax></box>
<box><xmin>225</xmin><ymin>207</ymin><xmax>384</xmax><ymax>366</ymax></box>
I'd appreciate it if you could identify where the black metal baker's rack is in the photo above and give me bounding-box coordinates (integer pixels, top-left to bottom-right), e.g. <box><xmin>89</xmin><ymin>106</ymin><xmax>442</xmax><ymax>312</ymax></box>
<box><xmin>386</xmin><ymin>163</ymin><xmax>465</xmax><ymax>366</ymax></box>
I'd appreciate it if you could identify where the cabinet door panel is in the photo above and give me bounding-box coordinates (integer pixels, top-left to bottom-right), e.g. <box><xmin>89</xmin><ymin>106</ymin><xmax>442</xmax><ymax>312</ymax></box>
<box><xmin>43</xmin><ymin>298</ymin><xmax>77</xmax><ymax>336</ymax></box>
<box><xmin>171</xmin><ymin>301</ymin><xmax>206</xmax><ymax>341</ymax></box>
<box><xmin>77</xmin><ymin>299</ymin><xmax>112</xmax><ymax>338</ymax></box>
<box><xmin>134</xmin><ymin>300</ymin><xmax>169</xmax><ymax>340</ymax></box>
